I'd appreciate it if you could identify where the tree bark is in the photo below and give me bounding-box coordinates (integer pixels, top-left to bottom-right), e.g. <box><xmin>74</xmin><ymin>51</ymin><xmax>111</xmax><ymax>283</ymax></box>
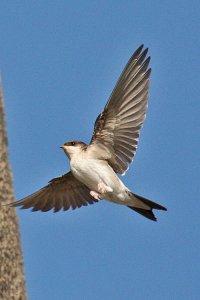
<box><xmin>0</xmin><ymin>83</ymin><xmax>27</xmax><ymax>299</ymax></box>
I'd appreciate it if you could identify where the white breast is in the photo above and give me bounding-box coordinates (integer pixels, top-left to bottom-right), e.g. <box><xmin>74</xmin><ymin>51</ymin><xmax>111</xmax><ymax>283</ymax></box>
<box><xmin>71</xmin><ymin>156</ymin><xmax>125</xmax><ymax>194</ymax></box>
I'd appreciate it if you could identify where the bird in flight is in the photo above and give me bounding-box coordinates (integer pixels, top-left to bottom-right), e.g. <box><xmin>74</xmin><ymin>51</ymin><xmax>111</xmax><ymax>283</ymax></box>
<box><xmin>10</xmin><ymin>45</ymin><xmax>167</xmax><ymax>221</ymax></box>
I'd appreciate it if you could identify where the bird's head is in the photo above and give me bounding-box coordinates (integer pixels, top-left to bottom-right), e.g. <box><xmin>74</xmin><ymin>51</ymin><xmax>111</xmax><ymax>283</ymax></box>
<box><xmin>60</xmin><ymin>141</ymin><xmax>87</xmax><ymax>159</ymax></box>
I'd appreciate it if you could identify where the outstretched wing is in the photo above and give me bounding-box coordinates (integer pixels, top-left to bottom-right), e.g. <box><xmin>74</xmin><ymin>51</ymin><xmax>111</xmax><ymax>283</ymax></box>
<box><xmin>90</xmin><ymin>45</ymin><xmax>151</xmax><ymax>175</ymax></box>
<box><xmin>9</xmin><ymin>172</ymin><xmax>98</xmax><ymax>212</ymax></box>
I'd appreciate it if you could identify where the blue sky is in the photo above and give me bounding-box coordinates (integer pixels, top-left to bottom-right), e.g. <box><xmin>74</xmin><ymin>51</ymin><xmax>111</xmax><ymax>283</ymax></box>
<box><xmin>0</xmin><ymin>1</ymin><xmax>200</xmax><ymax>299</ymax></box>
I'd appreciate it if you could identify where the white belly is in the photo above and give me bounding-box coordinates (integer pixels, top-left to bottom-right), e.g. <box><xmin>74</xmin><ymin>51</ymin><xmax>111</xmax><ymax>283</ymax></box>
<box><xmin>71</xmin><ymin>157</ymin><xmax>125</xmax><ymax>196</ymax></box>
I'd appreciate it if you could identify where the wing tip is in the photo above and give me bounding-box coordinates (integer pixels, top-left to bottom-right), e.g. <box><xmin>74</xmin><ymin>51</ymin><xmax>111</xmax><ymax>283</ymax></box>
<box><xmin>138</xmin><ymin>44</ymin><xmax>144</xmax><ymax>51</ymax></box>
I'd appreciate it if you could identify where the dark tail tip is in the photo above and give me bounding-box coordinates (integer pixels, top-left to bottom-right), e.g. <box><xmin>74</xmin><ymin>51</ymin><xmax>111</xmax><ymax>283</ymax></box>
<box><xmin>128</xmin><ymin>206</ymin><xmax>157</xmax><ymax>221</ymax></box>
<box><xmin>133</xmin><ymin>193</ymin><xmax>167</xmax><ymax>211</ymax></box>
<box><xmin>128</xmin><ymin>192</ymin><xmax>167</xmax><ymax>221</ymax></box>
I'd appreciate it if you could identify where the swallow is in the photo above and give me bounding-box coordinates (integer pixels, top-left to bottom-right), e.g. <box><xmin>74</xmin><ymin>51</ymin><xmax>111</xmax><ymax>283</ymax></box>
<box><xmin>10</xmin><ymin>45</ymin><xmax>167</xmax><ymax>221</ymax></box>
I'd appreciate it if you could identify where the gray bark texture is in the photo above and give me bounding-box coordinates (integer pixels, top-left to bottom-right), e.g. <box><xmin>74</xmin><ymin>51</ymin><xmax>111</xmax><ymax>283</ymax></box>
<box><xmin>0</xmin><ymin>83</ymin><xmax>27</xmax><ymax>299</ymax></box>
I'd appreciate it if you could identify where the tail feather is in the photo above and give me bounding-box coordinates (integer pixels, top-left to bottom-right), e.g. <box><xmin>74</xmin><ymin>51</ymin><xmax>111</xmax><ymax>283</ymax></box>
<box><xmin>128</xmin><ymin>206</ymin><xmax>157</xmax><ymax>221</ymax></box>
<box><xmin>128</xmin><ymin>193</ymin><xmax>167</xmax><ymax>221</ymax></box>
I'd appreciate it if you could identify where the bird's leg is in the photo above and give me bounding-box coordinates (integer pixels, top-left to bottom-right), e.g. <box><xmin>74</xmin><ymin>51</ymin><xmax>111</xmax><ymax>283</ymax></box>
<box><xmin>90</xmin><ymin>183</ymin><xmax>113</xmax><ymax>200</ymax></box>
<box><xmin>98</xmin><ymin>182</ymin><xmax>113</xmax><ymax>194</ymax></box>
<box><xmin>90</xmin><ymin>190</ymin><xmax>102</xmax><ymax>200</ymax></box>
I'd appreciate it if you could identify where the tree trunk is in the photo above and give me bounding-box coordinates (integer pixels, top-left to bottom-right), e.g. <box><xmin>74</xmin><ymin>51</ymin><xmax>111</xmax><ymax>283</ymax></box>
<box><xmin>0</xmin><ymin>83</ymin><xmax>27</xmax><ymax>299</ymax></box>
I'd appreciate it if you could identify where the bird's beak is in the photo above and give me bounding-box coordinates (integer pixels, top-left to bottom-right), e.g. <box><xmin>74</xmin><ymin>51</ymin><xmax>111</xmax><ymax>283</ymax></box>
<box><xmin>60</xmin><ymin>145</ymin><xmax>64</xmax><ymax>149</ymax></box>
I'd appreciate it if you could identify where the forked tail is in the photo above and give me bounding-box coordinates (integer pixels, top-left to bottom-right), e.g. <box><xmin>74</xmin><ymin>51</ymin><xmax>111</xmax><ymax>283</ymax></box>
<box><xmin>128</xmin><ymin>192</ymin><xmax>167</xmax><ymax>221</ymax></box>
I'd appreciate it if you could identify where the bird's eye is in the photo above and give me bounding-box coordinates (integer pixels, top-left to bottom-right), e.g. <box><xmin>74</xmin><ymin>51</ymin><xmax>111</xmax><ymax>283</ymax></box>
<box><xmin>71</xmin><ymin>142</ymin><xmax>75</xmax><ymax>146</ymax></box>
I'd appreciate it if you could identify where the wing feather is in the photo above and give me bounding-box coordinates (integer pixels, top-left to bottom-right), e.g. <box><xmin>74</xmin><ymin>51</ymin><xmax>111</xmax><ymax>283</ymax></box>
<box><xmin>9</xmin><ymin>172</ymin><xmax>98</xmax><ymax>212</ymax></box>
<box><xmin>90</xmin><ymin>45</ymin><xmax>151</xmax><ymax>174</ymax></box>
